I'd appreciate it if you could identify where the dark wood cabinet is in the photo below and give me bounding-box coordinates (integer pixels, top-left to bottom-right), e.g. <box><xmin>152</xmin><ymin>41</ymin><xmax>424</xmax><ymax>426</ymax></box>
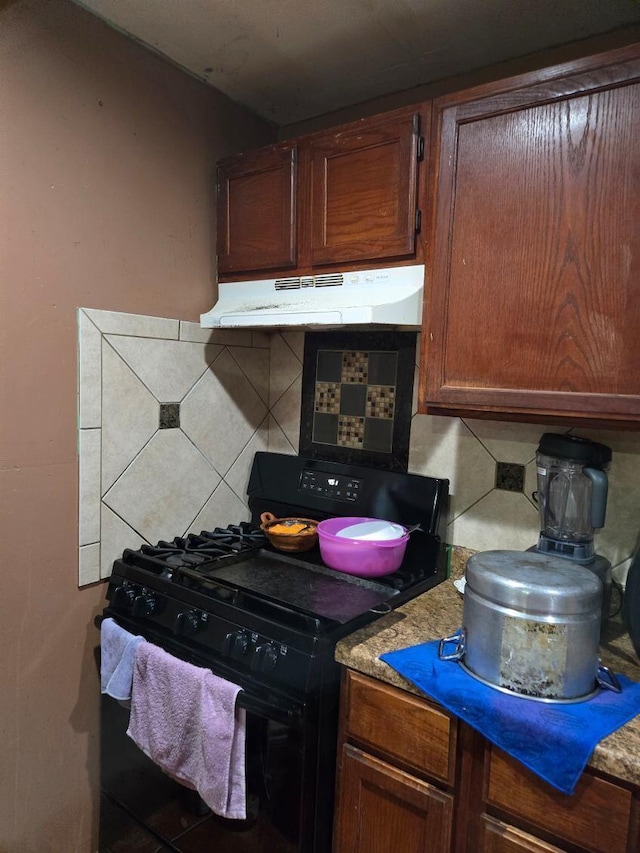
<box><xmin>216</xmin><ymin>105</ymin><xmax>427</xmax><ymax>278</ymax></box>
<box><xmin>334</xmin><ymin>671</ymin><xmax>456</xmax><ymax>853</ymax></box>
<box><xmin>308</xmin><ymin>110</ymin><xmax>422</xmax><ymax>266</ymax></box>
<box><xmin>337</xmin><ymin>744</ymin><xmax>453</xmax><ymax>853</ymax></box>
<box><xmin>419</xmin><ymin>44</ymin><xmax>640</xmax><ymax>425</ymax></box>
<box><xmin>335</xmin><ymin>670</ymin><xmax>640</xmax><ymax>853</ymax></box>
<box><xmin>216</xmin><ymin>142</ymin><xmax>297</xmax><ymax>274</ymax></box>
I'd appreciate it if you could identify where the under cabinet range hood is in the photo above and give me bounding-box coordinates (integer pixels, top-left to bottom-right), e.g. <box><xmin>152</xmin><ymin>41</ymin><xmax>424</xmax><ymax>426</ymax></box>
<box><xmin>200</xmin><ymin>264</ymin><xmax>425</xmax><ymax>329</ymax></box>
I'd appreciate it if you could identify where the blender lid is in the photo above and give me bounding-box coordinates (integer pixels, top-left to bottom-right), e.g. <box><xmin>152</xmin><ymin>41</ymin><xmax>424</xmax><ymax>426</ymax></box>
<box><xmin>537</xmin><ymin>433</ymin><xmax>612</xmax><ymax>467</ymax></box>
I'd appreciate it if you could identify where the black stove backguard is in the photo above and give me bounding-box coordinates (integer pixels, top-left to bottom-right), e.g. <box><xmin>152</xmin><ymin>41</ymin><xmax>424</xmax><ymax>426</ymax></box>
<box><xmin>247</xmin><ymin>451</ymin><xmax>449</xmax><ymax>595</ymax></box>
<box><xmin>99</xmin><ymin>452</ymin><xmax>449</xmax><ymax>853</ymax></box>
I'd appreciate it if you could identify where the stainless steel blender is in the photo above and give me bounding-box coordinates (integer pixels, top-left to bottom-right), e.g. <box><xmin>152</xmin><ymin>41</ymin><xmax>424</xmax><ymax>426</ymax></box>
<box><xmin>533</xmin><ymin>432</ymin><xmax>612</xmax><ymax>616</ymax></box>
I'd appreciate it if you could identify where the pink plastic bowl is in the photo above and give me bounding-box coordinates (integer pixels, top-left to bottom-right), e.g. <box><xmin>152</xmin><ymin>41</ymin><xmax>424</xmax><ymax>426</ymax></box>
<box><xmin>316</xmin><ymin>516</ymin><xmax>409</xmax><ymax>578</ymax></box>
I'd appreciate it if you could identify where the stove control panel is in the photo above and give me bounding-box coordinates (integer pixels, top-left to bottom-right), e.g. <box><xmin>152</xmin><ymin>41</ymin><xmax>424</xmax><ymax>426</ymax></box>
<box><xmin>299</xmin><ymin>470</ymin><xmax>361</xmax><ymax>502</ymax></box>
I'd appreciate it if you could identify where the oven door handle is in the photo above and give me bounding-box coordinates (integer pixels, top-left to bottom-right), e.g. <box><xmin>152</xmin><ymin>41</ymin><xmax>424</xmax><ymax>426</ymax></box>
<box><xmin>95</xmin><ymin>613</ymin><xmax>304</xmax><ymax>724</ymax></box>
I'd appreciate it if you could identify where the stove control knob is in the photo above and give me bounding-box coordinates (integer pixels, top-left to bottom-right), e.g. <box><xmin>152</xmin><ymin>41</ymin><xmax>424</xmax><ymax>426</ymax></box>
<box><xmin>132</xmin><ymin>592</ymin><xmax>157</xmax><ymax>618</ymax></box>
<box><xmin>175</xmin><ymin>610</ymin><xmax>203</xmax><ymax>636</ymax></box>
<box><xmin>223</xmin><ymin>630</ymin><xmax>249</xmax><ymax>657</ymax></box>
<box><xmin>111</xmin><ymin>585</ymin><xmax>137</xmax><ymax>610</ymax></box>
<box><xmin>251</xmin><ymin>643</ymin><xmax>278</xmax><ymax>673</ymax></box>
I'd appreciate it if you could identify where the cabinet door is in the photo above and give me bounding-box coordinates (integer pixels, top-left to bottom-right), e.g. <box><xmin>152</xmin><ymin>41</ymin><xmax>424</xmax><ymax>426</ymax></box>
<box><xmin>421</xmin><ymin>46</ymin><xmax>640</xmax><ymax>424</ymax></box>
<box><xmin>334</xmin><ymin>744</ymin><xmax>453</xmax><ymax>853</ymax></box>
<box><xmin>309</xmin><ymin>109</ymin><xmax>422</xmax><ymax>266</ymax></box>
<box><xmin>217</xmin><ymin>143</ymin><xmax>297</xmax><ymax>274</ymax></box>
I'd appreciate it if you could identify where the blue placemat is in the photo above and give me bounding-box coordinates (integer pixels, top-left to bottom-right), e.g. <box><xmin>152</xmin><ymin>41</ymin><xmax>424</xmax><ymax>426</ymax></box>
<box><xmin>380</xmin><ymin>639</ymin><xmax>640</xmax><ymax>794</ymax></box>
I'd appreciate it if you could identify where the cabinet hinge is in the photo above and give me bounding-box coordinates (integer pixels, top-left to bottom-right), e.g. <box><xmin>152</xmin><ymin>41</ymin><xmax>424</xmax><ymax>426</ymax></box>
<box><xmin>417</xmin><ymin>136</ymin><xmax>425</xmax><ymax>161</ymax></box>
<box><xmin>415</xmin><ymin>209</ymin><xmax>422</xmax><ymax>233</ymax></box>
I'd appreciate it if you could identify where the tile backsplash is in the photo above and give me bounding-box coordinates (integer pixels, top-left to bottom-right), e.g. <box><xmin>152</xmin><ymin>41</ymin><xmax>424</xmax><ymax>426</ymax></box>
<box><xmin>78</xmin><ymin>318</ymin><xmax>640</xmax><ymax>588</ymax></box>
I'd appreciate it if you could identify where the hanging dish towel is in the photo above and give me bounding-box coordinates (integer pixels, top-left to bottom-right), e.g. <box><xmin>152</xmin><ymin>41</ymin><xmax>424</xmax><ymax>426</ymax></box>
<box><xmin>100</xmin><ymin>617</ymin><xmax>146</xmax><ymax>701</ymax></box>
<box><xmin>127</xmin><ymin>642</ymin><xmax>246</xmax><ymax>819</ymax></box>
<box><xmin>381</xmin><ymin>639</ymin><xmax>640</xmax><ymax>795</ymax></box>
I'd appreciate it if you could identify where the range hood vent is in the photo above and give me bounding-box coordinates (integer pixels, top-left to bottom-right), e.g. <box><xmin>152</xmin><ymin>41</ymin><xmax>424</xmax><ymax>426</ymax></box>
<box><xmin>200</xmin><ymin>264</ymin><xmax>425</xmax><ymax>329</ymax></box>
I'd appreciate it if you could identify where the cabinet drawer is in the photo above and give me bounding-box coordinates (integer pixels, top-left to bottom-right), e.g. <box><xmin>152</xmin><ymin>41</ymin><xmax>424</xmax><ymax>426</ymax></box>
<box><xmin>344</xmin><ymin>670</ymin><xmax>456</xmax><ymax>785</ymax></box>
<box><xmin>478</xmin><ymin>815</ymin><xmax>564</xmax><ymax>853</ymax></box>
<box><xmin>486</xmin><ymin>749</ymin><xmax>633</xmax><ymax>853</ymax></box>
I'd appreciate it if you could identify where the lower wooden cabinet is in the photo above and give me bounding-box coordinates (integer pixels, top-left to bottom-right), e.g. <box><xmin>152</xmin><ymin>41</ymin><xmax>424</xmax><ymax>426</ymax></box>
<box><xmin>335</xmin><ymin>744</ymin><xmax>454</xmax><ymax>853</ymax></box>
<box><xmin>335</xmin><ymin>670</ymin><xmax>640</xmax><ymax>853</ymax></box>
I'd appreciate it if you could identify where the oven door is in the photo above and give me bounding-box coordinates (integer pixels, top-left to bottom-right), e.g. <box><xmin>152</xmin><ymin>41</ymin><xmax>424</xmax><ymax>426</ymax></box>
<box><xmin>99</xmin><ymin>615</ymin><xmax>310</xmax><ymax>852</ymax></box>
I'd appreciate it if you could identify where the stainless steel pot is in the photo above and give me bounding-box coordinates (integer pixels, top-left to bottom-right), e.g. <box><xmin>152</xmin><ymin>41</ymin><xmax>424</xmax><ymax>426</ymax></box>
<box><xmin>439</xmin><ymin>550</ymin><xmax>620</xmax><ymax>703</ymax></box>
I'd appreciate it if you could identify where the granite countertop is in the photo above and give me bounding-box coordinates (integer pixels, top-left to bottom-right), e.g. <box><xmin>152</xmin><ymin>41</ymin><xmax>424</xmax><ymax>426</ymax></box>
<box><xmin>335</xmin><ymin>547</ymin><xmax>640</xmax><ymax>787</ymax></box>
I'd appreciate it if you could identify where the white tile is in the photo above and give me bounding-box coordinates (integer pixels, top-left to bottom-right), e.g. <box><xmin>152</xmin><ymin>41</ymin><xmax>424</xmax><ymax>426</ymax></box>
<box><xmin>268</xmin><ymin>415</ymin><xmax>297</xmax><ymax>455</ymax></box>
<box><xmin>79</xmin><ymin>543</ymin><xmax>100</xmax><ymax>587</ymax></box>
<box><xmin>269</xmin><ymin>333</ymin><xmax>302</xmax><ymax>407</ymax></box>
<box><xmin>270</xmin><ymin>375</ymin><xmax>302</xmax><ymax>452</ymax></box>
<box><xmin>83</xmin><ymin>308</ymin><xmax>179</xmax><ymax>339</ymax></box>
<box><xmin>224</xmin><ymin>417</ymin><xmax>270</xmax><ymax>503</ymax></box>
<box><xmin>103</xmin><ymin>430</ymin><xmax>219</xmax><ymax>544</ymax></box>
<box><xmin>612</xmin><ymin>556</ymin><xmax>632</xmax><ymax>590</ymax></box>
<box><xmin>228</xmin><ymin>345</ymin><xmax>270</xmax><ymax>405</ymax></box>
<box><xmin>101</xmin><ymin>342</ymin><xmax>159</xmax><ymax>493</ymax></box>
<box><xmin>180</xmin><ymin>321</ymin><xmax>253</xmax><ymax>346</ymax></box>
<box><xmin>79</xmin><ymin>428</ymin><xmax>101</xmax><ymax>546</ymax></box>
<box><xmin>181</xmin><ymin>348</ymin><xmax>268</xmax><ymax>476</ymax></box>
<box><xmin>449</xmin><ymin>490</ymin><xmax>540</xmax><ymax>553</ymax></box>
<box><xmin>463</xmin><ymin>419</ymin><xmax>566</xmax><ymax>465</ymax></box>
<box><xmin>408</xmin><ymin>414</ymin><xmax>495</xmax><ymax>520</ymax></box>
<box><xmin>107</xmin><ymin>335</ymin><xmax>221</xmax><ymax>402</ymax></box>
<box><xmin>251</xmin><ymin>331</ymin><xmax>272</xmax><ymax>349</ymax></box>
<box><xmin>281</xmin><ymin>331</ymin><xmax>305</xmax><ymax>362</ymax></box>
<box><xmin>78</xmin><ymin>309</ymin><xmax>102</xmax><ymax>428</ymax></box>
<box><xmin>188</xmin><ymin>480</ymin><xmax>251</xmax><ymax>533</ymax></box>
<box><xmin>100</xmin><ymin>504</ymin><xmax>147</xmax><ymax>578</ymax></box>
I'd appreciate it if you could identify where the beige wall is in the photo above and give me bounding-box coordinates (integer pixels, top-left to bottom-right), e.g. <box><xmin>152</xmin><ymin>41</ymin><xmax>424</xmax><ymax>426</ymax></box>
<box><xmin>0</xmin><ymin>1</ymin><xmax>276</xmax><ymax>849</ymax></box>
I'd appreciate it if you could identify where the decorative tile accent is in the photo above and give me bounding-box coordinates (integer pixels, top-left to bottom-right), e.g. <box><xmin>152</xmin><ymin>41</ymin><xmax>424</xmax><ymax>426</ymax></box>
<box><xmin>159</xmin><ymin>403</ymin><xmax>180</xmax><ymax>429</ymax></box>
<box><xmin>337</xmin><ymin>415</ymin><xmax>365</xmax><ymax>448</ymax></box>
<box><xmin>300</xmin><ymin>331</ymin><xmax>415</xmax><ymax>472</ymax></box>
<box><xmin>315</xmin><ymin>381</ymin><xmax>341</xmax><ymax>414</ymax></box>
<box><xmin>495</xmin><ymin>461</ymin><xmax>525</xmax><ymax>493</ymax></box>
<box><xmin>343</xmin><ymin>351</ymin><xmax>369</xmax><ymax>383</ymax></box>
<box><xmin>366</xmin><ymin>385</ymin><xmax>395</xmax><ymax>419</ymax></box>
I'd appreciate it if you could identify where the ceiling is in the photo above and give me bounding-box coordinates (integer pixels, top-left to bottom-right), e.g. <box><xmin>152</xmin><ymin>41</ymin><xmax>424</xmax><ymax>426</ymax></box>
<box><xmin>76</xmin><ymin>0</ymin><xmax>640</xmax><ymax>125</ymax></box>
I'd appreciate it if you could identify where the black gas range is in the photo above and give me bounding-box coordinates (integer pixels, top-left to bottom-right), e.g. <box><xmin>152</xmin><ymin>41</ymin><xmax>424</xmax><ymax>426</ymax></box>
<box><xmin>99</xmin><ymin>452</ymin><xmax>449</xmax><ymax>852</ymax></box>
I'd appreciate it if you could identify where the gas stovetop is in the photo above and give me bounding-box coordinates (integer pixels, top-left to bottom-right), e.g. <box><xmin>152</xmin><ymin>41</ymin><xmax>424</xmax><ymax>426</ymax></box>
<box><xmin>103</xmin><ymin>452</ymin><xmax>449</xmax><ymax>695</ymax></box>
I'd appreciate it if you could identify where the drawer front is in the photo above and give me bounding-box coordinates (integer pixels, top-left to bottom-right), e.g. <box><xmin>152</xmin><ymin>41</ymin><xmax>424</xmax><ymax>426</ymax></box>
<box><xmin>478</xmin><ymin>815</ymin><xmax>565</xmax><ymax>853</ymax></box>
<box><xmin>486</xmin><ymin>749</ymin><xmax>633</xmax><ymax>853</ymax></box>
<box><xmin>345</xmin><ymin>670</ymin><xmax>456</xmax><ymax>785</ymax></box>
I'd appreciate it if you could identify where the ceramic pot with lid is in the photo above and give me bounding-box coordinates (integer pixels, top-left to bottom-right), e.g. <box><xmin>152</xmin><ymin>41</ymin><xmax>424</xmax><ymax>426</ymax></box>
<box><xmin>440</xmin><ymin>550</ymin><xmax>619</xmax><ymax>702</ymax></box>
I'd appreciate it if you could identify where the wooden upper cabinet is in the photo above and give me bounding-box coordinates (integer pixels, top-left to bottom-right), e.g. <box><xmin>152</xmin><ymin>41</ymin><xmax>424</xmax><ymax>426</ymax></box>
<box><xmin>216</xmin><ymin>142</ymin><xmax>297</xmax><ymax>275</ymax></box>
<box><xmin>308</xmin><ymin>109</ymin><xmax>423</xmax><ymax>266</ymax></box>
<box><xmin>420</xmin><ymin>45</ymin><xmax>640</xmax><ymax>424</ymax></box>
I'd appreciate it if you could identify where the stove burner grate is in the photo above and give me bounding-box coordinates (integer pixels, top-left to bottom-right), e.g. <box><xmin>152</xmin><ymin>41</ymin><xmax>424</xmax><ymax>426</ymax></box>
<box><xmin>122</xmin><ymin>523</ymin><xmax>267</xmax><ymax>575</ymax></box>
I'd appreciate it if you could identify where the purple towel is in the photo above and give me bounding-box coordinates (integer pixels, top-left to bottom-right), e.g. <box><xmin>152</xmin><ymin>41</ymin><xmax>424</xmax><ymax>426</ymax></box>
<box><xmin>127</xmin><ymin>642</ymin><xmax>246</xmax><ymax>819</ymax></box>
<box><xmin>100</xmin><ymin>617</ymin><xmax>146</xmax><ymax>701</ymax></box>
